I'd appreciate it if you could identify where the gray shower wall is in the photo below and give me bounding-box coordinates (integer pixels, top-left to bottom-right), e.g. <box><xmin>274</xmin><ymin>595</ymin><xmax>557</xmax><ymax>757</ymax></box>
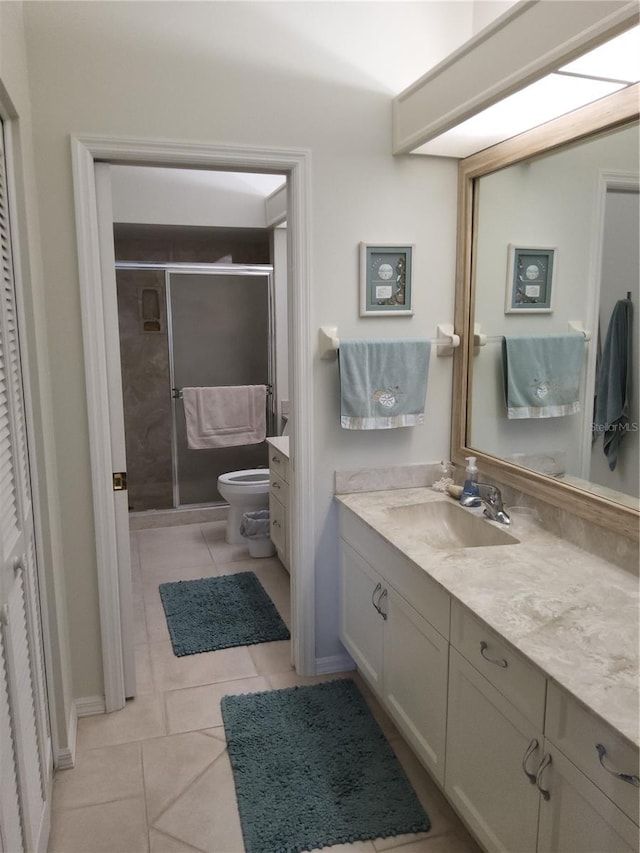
<box><xmin>114</xmin><ymin>225</ymin><xmax>272</xmax><ymax>512</ymax></box>
<box><xmin>114</xmin><ymin>223</ymin><xmax>271</xmax><ymax>265</ymax></box>
<box><xmin>116</xmin><ymin>269</ymin><xmax>173</xmax><ymax>511</ymax></box>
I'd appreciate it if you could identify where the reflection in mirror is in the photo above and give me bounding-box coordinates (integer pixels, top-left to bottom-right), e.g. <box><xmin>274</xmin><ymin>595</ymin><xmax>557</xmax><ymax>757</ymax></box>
<box><xmin>470</xmin><ymin>121</ymin><xmax>639</xmax><ymax>510</ymax></box>
<box><xmin>452</xmin><ymin>85</ymin><xmax>640</xmax><ymax>540</ymax></box>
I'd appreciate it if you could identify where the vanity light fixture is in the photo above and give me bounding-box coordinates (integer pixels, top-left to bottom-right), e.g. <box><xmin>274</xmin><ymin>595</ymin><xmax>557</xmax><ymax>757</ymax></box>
<box><xmin>408</xmin><ymin>23</ymin><xmax>639</xmax><ymax>159</ymax></box>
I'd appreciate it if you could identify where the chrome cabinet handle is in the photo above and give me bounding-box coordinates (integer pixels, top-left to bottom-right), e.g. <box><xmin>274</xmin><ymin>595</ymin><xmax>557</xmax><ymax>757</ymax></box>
<box><xmin>480</xmin><ymin>640</ymin><xmax>508</xmax><ymax>668</ymax></box>
<box><xmin>272</xmin><ymin>480</ymin><xmax>281</xmax><ymax>489</ymax></box>
<box><xmin>378</xmin><ymin>589</ymin><xmax>388</xmax><ymax>621</ymax></box>
<box><xmin>596</xmin><ymin>744</ymin><xmax>640</xmax><ymax>787</ymax></box>
<box><xmin>272</xmin><ymin>519</ymin><xmax>281</xmax><ymax>528</ymax></box>
<box><xmin>536</xmin><ymin>753</ymin><xmax>552</xmax><ymax>801</ymax></box>
<box><xmin>371</xmin><ymin>582</ymin><xmax>382</xmax><ymax>615</ymax></box>
<box><xmin>522</xmin><ymin>738</ymin><xmax>539</xmax><ymax>784</ymax></box>
<box><xmin>271</xmin><ymin>455</ymin><xmax>281</xmax><ymax>464</ymax></box>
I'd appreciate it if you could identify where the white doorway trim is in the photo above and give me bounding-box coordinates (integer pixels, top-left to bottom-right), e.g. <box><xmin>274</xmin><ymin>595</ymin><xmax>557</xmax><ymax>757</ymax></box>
<box><xmin>71</xmin><ymin>135</ymin><xmax>315</xmax><ymax>711</ymax></box>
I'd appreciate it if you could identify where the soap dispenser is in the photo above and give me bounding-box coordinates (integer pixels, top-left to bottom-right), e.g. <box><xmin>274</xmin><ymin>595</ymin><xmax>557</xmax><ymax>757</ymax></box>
<box><xmin>460</xmin><ymin>456</ymin><xmax>481</xmax><ymax>506</ymax></box>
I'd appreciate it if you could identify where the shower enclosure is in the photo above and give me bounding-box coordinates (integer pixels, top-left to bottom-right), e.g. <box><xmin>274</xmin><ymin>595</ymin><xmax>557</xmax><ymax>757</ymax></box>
<box><xmin>115</xmin><ymin>263</ymin><xmax>276</xmax><ymax>511</ymax></box>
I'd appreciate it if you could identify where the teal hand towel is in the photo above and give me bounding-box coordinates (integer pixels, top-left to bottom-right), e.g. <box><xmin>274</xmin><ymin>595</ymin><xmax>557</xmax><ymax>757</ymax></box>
<box><xmin>339</xmin><ymin>339</ymin><xmax>431</xmax><ymax>429</ymax></box>
<box><xmin>502</xmin><ymin>334</ymin><xmax>585</xmax><ymax>419</ymax></box>
<box><xmin>594</xmin><ymin>298</ymin><xmax>633</xmax><ymax>471</ymax></box>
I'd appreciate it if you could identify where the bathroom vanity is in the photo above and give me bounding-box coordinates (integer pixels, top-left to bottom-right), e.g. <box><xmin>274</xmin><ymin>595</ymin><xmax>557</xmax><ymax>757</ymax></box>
<box><xmin>267</xmin><ymin>436</ymin><xmax>290</xmax><ymax>572</ymax></box>
<box><xmin>337</xmin><ymin>487</ymin><xmax>639</xmax><ymax>853</ymax></box>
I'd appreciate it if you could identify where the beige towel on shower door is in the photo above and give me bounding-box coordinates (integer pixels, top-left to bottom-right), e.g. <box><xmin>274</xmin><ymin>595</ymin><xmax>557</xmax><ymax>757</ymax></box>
<box><xmin>182</xmin><ymin>385</ymin><xmax>267</xmax><ymax>449</ymax></box>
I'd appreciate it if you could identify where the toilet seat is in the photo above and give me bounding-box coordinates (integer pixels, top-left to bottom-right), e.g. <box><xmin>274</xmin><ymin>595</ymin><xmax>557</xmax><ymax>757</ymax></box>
<box><xmin>218</xmin><ymin>469</ymin><xmax>270</xmax><ymax>485</ymax></box>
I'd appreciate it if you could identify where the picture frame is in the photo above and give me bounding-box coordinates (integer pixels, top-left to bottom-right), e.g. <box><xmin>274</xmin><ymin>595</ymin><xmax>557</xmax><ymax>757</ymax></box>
<box><xmin>359</xmin><ymin>243</ymin><xmax>414</xmax><ymax>316</ymax></box>
<box><xmin>505</xmin><ymin>245</ymin><xmax>555</xmax><ymax>313</ymax></box>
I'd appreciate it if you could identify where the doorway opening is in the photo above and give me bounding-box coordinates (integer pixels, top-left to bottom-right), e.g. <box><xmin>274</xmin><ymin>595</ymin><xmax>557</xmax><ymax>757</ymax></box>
<box><xmin>71</xmin><ymin>136</ymin><xmax>315</xmax><ymax>711</ymax></box>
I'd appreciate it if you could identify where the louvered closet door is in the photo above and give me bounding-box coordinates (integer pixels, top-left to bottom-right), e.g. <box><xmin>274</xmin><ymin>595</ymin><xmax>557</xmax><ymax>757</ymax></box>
<box><xmin>0</xmin><ymin>123</ymin><xmax>51</xmax><ymax>852</ymax></box>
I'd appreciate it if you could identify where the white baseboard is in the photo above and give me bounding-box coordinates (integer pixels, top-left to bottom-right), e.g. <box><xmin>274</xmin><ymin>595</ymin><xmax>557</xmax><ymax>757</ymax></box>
<box><xmin>55</xmin><ymin>746</ymin><xmax>75</xmax><ymax>770</ymax></box>
<box><xmin>56</xmin><ymin>696</ymin><xmax>106</xmax><ymax>768</ymax></box>
<box><xmin>53</xmin><ymin>696</ymin><xmax>107</xmax><ymax>770</ymax></box>
<box><xmin>75</xmin><ymin>695</ymin><xmax>107</xmax><ymax>717</ymax></box>
<box><xmin>314</xmin><ymin>652</ymin><xmax>356</xmax><ymax>675</ymax></box>
<box><xmin>54</xmin><ymin>702</ymin><xmax>78</xmax><ymax>770</ymax></box>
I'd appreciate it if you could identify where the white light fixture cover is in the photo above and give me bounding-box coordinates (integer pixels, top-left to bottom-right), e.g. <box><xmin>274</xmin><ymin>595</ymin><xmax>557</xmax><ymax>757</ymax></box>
<box><xmin>412</xmin><ymin>24</ymin><xmax>639</xmax><ymax>158</ymax></box>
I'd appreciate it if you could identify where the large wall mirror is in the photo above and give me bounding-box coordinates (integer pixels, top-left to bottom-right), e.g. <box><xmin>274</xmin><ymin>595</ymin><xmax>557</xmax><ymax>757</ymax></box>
<box><xmin>452</xmin><ymin>85</ymin><xmax>639</xmax><ymax>541</ymax></box>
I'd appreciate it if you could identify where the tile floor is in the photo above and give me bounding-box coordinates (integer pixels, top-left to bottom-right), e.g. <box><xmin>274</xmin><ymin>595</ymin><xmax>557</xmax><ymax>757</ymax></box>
<box><xmin>49</xmin><ymin>519</ymin><xmax>482</xmax><ymax>853</ymax></box>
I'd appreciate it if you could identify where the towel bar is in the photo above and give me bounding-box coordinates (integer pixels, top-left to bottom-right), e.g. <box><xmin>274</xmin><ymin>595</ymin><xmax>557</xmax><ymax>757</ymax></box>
<box><xmin>318</xmin><ymin>324</ymin><xmax>460</xmax><ymax>360</ymax></box>
<box><xmin>172</xmin><ymin>385</ymin><xmax>273</xmax><ymax>399</ymax></box>
<box><xmin>472</xmin><ymin>322</ymin><xmax>591</xmax><ymax>347</ymax></box>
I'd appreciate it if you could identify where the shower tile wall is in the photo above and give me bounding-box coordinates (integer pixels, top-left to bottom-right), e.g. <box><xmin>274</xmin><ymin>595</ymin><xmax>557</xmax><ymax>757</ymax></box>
<box><xmin>117</xmin><ymin>269</ymin><xmax>173</xmax><ymax>511</ymax></box>
<box><xmin>114</xmin><ymin>224</ymin><xmax>271</xmax><ymax>512</ymax></box>
<box><xmin>114</xmin><ymin>223</ymin><xmax>271</xmax><ymax>265</ymax></box>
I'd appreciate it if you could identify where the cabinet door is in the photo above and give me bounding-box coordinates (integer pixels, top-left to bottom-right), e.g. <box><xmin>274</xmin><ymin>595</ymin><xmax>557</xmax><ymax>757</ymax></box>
<box><xmin>537</xmin><ymin>742</ymin><xmax>639</xmax><ymax>853</ymax></box>
<box><xmin>269</xmin><ymin>492</ymin><xmax>288</xmax><ymax>570</ymax></box>
<box><xmin>383</xmin><ymin>588</ymin><xmax>448</xmax><ymax>784</ymax></box>
<box><xmin>446</xmin><ymin>648</ymin><xmax>542</xmax><ymax>853</ymax></box>
<box><xmin>339</xmin><ymin>541</ymin><xmax>384</xmax><ymax>690</ymax></box>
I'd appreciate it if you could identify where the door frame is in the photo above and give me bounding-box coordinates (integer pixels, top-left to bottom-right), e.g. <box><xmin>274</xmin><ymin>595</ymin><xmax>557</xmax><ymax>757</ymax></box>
<box><xmin>71</xmin><ymin>135</ymin><xmax>315</xmax><ymax>710</ymax></box>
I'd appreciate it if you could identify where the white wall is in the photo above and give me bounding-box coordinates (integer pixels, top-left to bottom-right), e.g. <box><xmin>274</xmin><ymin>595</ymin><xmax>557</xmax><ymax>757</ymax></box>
<box><xmin>470</xmin><ymin>124</ymin><xmax>639</xmax><ymax>482</ymax></box>
<box><xmin>22</xmin><ymin>0</ymin><xmax>472</xmax><ymax>690</ymax></box>
<box><xmin>0</xmin><ymin>1</ymin><xmax>74</xmax><ymax>759</ymax></box>
<box><xmin>110</xmin><ymin>165</ymin><xmax>285</xmax><ymax>227</ymax></box>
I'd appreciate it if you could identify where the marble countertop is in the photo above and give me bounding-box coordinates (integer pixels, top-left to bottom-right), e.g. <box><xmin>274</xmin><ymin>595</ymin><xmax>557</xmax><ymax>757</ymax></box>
<box><xmin>266</xmin><ymin>435</ymin><xmax>289</xmax><ymax>458</ymax></box>
<box><xmin>336</xmin><ymin>487</ymin><xmax>639</xmax><ymax>748</ymax></box>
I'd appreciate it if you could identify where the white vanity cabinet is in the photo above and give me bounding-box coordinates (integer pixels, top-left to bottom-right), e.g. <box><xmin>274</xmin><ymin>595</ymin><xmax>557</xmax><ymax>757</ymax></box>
<box><xmin>339</xmin><ymin>507</ymin><xmax>450</xmax><ymax>784</ymax></box>
<box><xmin>340</xmin><ymin>541</ymin><xmax>384</xmax><ymax>691</ymax></box>
<box><xmin>446</xmin><ymin>610</ymin><xmax>545</xmax><ymax>853</ymax></box>
<box><xmin>267</xmin><ymin>440</ymin><xmax>289</xmax><ymax>572</ymax></box>
<box><xmin>337</xmin><ymin>498</ymin><xmax>639</xmax><ymax>853</ymax></box>
<box><xmin>537</xmin><ymin>740</ymin><xmax>639</xmax><ymax>853</ymax></box>
<box><xmin>537</xmin><ymin>683</ymin><xmax>640</xmax><ymax>852</ymax></box>
<box><xmin>447</xmin><ymin>602</ymin><xmax>640</xmax><ymax>853</ymax></box>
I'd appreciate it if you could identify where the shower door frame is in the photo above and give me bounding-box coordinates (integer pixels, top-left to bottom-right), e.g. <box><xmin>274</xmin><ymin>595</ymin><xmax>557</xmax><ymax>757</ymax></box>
<box><xmin>115</xmin><ymin>261</ymin><xmax>277</xmax><ymax>509</ymax></box>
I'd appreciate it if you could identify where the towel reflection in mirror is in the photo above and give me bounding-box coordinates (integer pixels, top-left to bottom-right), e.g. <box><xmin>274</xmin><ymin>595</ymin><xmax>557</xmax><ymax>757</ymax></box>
<box><xmin>594</xmin><ymin>297</ymin><xmax>634</xmax><ymax>470</ymax></box>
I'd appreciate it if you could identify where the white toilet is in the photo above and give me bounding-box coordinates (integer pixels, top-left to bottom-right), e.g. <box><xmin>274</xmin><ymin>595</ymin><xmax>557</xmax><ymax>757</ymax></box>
<box><xmin>217</xmin><ymin>469</ymin><xmax>271</xmax><ymax>545</ymax></box>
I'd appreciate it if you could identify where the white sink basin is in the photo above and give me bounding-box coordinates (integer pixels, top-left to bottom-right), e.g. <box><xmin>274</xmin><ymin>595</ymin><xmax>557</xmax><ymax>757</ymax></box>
<box><xmin>385</xmin><ymin>501</ymin><xmax>519</xmax><ymax>550</ymax></box>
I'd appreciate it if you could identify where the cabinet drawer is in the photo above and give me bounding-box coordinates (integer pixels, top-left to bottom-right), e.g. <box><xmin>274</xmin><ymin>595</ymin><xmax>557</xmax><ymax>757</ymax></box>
<box><xmin>546</xmin><ymin>682</ymin><xmax>639</xmax><ymax>825</ymax></box>
<box><xmin>451</xmin><ymin>601</ymin><xmax>546</xmax><ymax>730</ymax></box>
<box><xmin>339</xmin><ymin>506</ymin><xmax>450</xmax><ymax>639</ymax></box>
<box><xmin>269</xmin><ymin>448</ymin><xmax>289</xmax><ymax>482</ymax></box>
<box><xmin>269</xmin><ymin>494</ymin><xmax>287</xmax><ymax>555</ymax></box>
<box><xmin>270</xmin><ymin>471</ymin><xmax>289</xmax><ymax>506</ymax></box>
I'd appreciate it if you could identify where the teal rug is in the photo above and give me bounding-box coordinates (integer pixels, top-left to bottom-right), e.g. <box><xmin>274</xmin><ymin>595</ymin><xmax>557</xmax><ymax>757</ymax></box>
<box><xmin>158</xmin><ymin>572</ymin><xmax>290</xmax><ymax>656</ymax></box>
<box><xmin>221</xmin><ymin>679</ymin><xmax>431</xmax><ymax>853</ymax></box>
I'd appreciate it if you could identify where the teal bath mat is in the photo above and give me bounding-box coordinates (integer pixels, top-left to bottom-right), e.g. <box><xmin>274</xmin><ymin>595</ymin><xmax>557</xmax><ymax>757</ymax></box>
<box><xmin>159</xmin><ymin>572</ymin><xmax>290</xmax><ymax>656</ymax></box>
<box><xmin>221</xmin><ymin>679</ymin><xmax>431</xmax><ymax>853</ymax></box>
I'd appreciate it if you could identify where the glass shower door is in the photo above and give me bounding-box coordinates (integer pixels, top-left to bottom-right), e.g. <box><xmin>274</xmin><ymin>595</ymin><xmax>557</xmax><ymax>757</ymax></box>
<box><xmin>169</xmin><ymin>270</ymin><xmax>273</xmax><ymax>506</ymax></box>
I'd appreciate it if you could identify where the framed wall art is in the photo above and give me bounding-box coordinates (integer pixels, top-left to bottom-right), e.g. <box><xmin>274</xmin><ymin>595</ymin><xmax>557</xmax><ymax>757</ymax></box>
<box><xmin>505</xmin><ymin>245</ymin><xmax>555</xmax><ymax>313</ymax></box>
<box><xmin>360</xmin><ymin>243</ymin><xmax>414</xmax><ymax>316</ymax></box>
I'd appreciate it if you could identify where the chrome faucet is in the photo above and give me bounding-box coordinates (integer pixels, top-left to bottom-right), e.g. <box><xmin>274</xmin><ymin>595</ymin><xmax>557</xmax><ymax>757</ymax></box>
<box><xmin>461</xmin><ymin>482</ymin><xmax>511</xmax><ymax>525</ymax></box>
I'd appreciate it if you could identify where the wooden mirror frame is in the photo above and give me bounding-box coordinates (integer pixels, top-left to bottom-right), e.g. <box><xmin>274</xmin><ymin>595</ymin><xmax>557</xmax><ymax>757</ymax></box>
<box><xmin>451</xmin><ymin>84</ymin><xmax>640</xmax><ymax>542</ymax></box>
